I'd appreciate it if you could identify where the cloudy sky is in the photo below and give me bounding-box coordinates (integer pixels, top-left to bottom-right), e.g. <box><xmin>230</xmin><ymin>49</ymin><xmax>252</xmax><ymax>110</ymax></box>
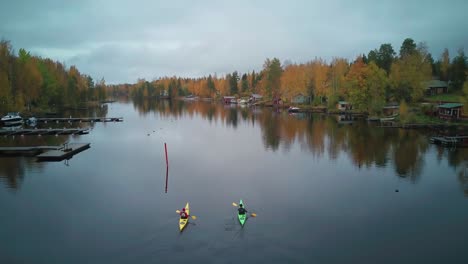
<box><xmin>1</xmin><ymin>0</ymin><xmax>467</xmax><ymax>84</ymax></box>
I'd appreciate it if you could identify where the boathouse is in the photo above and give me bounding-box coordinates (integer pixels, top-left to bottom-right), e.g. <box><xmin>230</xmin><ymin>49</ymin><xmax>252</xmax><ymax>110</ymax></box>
<box><xmin>438</xmin><ymin>103</ymin><xmax>463</xmax><ymax>120</ymax></box>
<box><xmin>223</xmin><ymin>96</ymin><xmax>236</xmax><ymax>104</ymax></box>
<box><xmin>249</xmin><ymin>94</ymin><xmax>263</xmax><ymax>103</ymax></box>
<box><xmin>337</xmin><ymin>101</ymin><xmax>352</xmax><ymax>111</ymax></box>
<box><xmin>425</xmin><ymin>80</ymin><xmax>448</xmax><ymax>96</ymax></box>
<box><xmin>382</xmin><ymin>103</ymin><xmax>399</xmax><ymax>116</ymax></box>
<box><xmin>291</xmin><ymin>93</ymin><xmax>311</xmax><ymax>104</ymax></box>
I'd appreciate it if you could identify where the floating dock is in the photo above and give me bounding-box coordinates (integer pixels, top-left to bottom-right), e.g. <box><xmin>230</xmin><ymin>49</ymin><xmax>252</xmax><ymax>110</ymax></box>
<box><xmin>34</xmin><ymin>117</ymin><xmax>123</xmax><ymax>123</ymax></box>
<box><xmin>430</xmin><ymin>136</ymin><xmax>468</xmax><ymax>147</ymax></box>
<box><xmin>0</xmin><ymin>128</ymin><xmax>89</xmax><ymax>137</ymax></box>
<box><xmin>36</xmin><ymin>143</ymin><xmax>91</xmax><ymax>161</ymax></box>
<box><xmin>0</xmin><ymin>146</ymin><xmax>61</xmax><ymax>156</ymax></box>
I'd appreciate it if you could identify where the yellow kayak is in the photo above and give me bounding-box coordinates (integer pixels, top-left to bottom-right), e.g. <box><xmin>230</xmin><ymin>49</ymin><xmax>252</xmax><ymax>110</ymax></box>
<box><xmin>179</xmin><ymin>202</ymin><xmax>190</xmax><ymax>231</ymax></box>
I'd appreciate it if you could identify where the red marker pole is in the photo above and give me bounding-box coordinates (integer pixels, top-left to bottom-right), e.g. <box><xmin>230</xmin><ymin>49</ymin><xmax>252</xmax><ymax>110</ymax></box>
<box><xmin>165</xmin><ymin>166</ymin><xmax>169</xmax><ymax>193</ymax></box>
<box><xmin>164</xmin><ymin>143</ymin><xmax>169</xmax><ymax>167</ymax></box>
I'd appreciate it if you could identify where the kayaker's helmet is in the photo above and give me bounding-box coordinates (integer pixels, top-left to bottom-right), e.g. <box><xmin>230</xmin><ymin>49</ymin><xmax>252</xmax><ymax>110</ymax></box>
<box><xmin>182</xmin><ymin>208</ymin><xmax>186</xmax><ymax>211</ymax></box>
<box><xmin>239</xmin><ymin>204</ymin><xmax>243</xmax><ymax>208</ymax></box>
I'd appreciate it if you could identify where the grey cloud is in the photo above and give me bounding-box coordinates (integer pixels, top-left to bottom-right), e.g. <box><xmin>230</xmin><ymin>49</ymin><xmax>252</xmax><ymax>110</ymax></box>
<box><xmin>1</xmin><ymin>0</ymin><xmax>467</xmax><ymax>83</ymax></box>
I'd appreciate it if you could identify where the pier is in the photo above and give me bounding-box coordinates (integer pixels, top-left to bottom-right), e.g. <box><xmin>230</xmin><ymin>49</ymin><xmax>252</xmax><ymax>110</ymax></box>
<box><xmin>430</xmin><ymin>135</ymin><xmax>468</xmax><ymax>147</ymax></box>
<box><xmin>33</xmin><ymin>117</ymin><xmax>123</xmax><ymax>123</ymax></box>
<box><xmin>0</xmin><ymin>142</ymin><xmax>91</xmax><ymax>161</ymax></box>
<box><xmin>0</xmin><ymin>146</ymin><xmax>61</xmax><ymax>156</ymax></box>
<box><xmin>36</xmin><ymin>143</ymin><xmax>91</xmax><ymax>161</ymax></box>
<box><xmin>0</xmin><ymin>128</ymin><xmax>90</xmax><ymax>137</ymax></box>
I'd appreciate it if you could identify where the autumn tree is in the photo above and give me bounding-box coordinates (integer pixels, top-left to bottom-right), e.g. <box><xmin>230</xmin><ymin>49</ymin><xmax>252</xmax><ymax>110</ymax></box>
<box><xmin>390</xmin><ymin>42</ymin><xmax>432</xmax><ymax>102</ymax></box>
<box><xmin>263</xmin><ymin>58</ymin><xmax>282</xmax><ymax>98</ymax></box>
<box><xmin>462</xmin><ymin>81</ymin><xmax>468</xmax><ymax>113</ymax></box>
<box><xmin>345</xmin><ymin>57</ymin><xmax>367</xmax><ymax>111</ymax></box>
<box><xmin>440</xmin><ymin>48</ymin><xmax>450</xmax><ymax>81</ymax></box>
<box><xmin>368</xmin><ymin>43</ymin><xmax>395</xmax><ymax>74</ymax></box>
<box><xmin>0</xmin><ymin>40</ymin><xmax>13</xmax><ymax>112</ymax></box>
<box><xmin>15</xmin><ymin>49</ymin><xmax>43</xmax><ymax>110</ymax></box>
<box><xmin>450</xmin><ymin>48</ymin><xmax>467</xmax><ymax>90</ymax></box>
<box><xmin>328</xmin><ymin>58</ymin><xmax>349</xmax><ymax>107</ymax></box>
<box><xmin>207</xmin><ymin>74</ymin><xmax>216</xmax><ymax>97</ymax></box>
<box><xmin>241</xmin><ymin>73</ymin><xmax>249</xmax><ymax>94</ymax></box>
<box><xmin>365</xmin><ymin>62</ymin><xmax>388</xmax><ymax>114</ymax></box>
<box><xmin>399</xmin><ymin>38</ymin><xmax>417</xmax><ymax>58</ymax></box>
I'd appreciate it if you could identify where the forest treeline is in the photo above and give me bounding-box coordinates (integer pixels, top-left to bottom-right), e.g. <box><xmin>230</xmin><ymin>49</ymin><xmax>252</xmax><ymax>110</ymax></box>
<box><xmin>1</xmin><ymin>37</ymin><xmax>467</xmax><ymax>115</ymax></box>
<box><xmin>118</xmin><ymin>38</ymin><xmax>467</xmax><ymax>115</ymax></box>
<box><xmin>0</xmin><ymin>40</ymin><xmax>107</xmax><ymax>113</ymax></box>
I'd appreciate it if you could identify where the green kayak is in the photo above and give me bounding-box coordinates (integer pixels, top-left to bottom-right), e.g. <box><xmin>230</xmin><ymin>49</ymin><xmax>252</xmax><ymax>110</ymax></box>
<box><xmin>237</xmin><ymin>199</ymin><xmax>247</xmax><ymax>226</ymax></box>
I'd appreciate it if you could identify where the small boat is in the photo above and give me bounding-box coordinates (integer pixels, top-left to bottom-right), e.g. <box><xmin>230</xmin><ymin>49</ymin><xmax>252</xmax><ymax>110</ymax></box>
<box><xmin>288</xmin><ymin>107</ymin><xmax>300</xmax><ymax>113</ymax></box>
<box><xmin>26</xmin><ymin>117</ymin><xmax>37</xmax><ymax>127</ymax></box>
<box><xmin>238</xmin><ymin>199</ymin><xmax>247</xmax><ymax>226</ymax></box>
<box><xmin>380</xmin><ymin>114</ymin><xmax>399</xmax><ymax>122</ymax></box>
<box><xmin>1</xmin><ymin>112</ymin><xmax>23</xmax><ymax>126</ymax></box>
<box><xmin>366</xmin><ymin>116</ymin><xmax>380</xmax><ymax>122</ymax></box>
<box><xmin>238</xmin><ymin>99</ymin><xmax>248</xmax><ymax>105</ymax></box>
<box><xmin>379</xmin><ymin>117</ymin><xmax>395</xmax><ymax>122</ymax></box>
<box><xmin>179</xmin><ymin>202</ymin><xmax>190</xmax><ymax>231</ymax></box>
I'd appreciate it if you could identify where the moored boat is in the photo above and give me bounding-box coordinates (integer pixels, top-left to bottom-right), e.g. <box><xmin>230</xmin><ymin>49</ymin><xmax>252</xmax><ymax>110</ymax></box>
<box><xmin>288</xmin><ymin>107</ymin><xmax>300</xmax><ymax>113</ymax></box>
<box><xmin>179</xmin><ymin>202</ymin><xmax>190</xmax><ymax>231</ymax></box>
<box><xmin>1</xmin><ymin>112</ymin><xmax>23</xmax><ymax>126</ymax></box>
<box><xmin>238</xmin><ymin>199</ymin><xmax>247</xmax><ymax>226</ymax></box>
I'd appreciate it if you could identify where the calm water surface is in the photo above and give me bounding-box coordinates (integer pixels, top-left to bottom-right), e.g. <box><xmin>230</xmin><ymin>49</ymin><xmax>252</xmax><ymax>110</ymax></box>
<box><xmin>1</xmin><ymin>101</ymin><xmax>467</xmax><ymax>264</ymax></box>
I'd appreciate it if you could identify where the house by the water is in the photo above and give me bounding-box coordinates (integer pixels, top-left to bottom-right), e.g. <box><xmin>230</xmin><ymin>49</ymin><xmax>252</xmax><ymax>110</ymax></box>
<box><xmin>425</xmin><ymin>80</ymin><xmax>448</xmax><ymax>96</ymax></box>
<box><xmin>438</xmin><ymin>103</ymin><xmax>464</xmax><ymax>120</ymax></box>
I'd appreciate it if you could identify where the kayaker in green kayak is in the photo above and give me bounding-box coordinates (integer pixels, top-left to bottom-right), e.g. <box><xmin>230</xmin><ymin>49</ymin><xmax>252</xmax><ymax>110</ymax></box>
<box><xmin>238</xmin><ymin>204</ymin><xmax>248</xmax><ymax>215</ymax></box>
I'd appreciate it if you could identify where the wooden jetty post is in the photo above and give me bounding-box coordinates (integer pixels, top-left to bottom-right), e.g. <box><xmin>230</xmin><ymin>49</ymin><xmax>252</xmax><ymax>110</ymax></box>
<box><xmin>165</xmin><ymin>142</ymin><xmax>169</xmax><ymax>167</ymax></box>
<box><xmin>165</xmin><ymin>166</ymin><xmax>169</xmax><ymax>193</ymax></box>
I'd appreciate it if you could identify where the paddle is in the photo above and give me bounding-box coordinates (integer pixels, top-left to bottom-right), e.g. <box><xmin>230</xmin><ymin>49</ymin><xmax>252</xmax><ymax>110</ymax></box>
<box><xmin>176</xmin><ymin>210</ymin><xmax>197</xmax><ymax>220</ymax></box>
<box><xmin>232</xmin><ymin>202</ymin><xmax>257</xmax><ymax>217</ymax></box>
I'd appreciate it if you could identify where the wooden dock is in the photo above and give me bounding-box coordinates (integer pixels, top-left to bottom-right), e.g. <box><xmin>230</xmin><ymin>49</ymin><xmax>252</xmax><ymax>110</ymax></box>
<box><xmin>430</xmin><ymin>136</ymin><xmax>468</xmax><ymax>147</ymax></box>
<box><xmin>0</xmin><ymin>146</ymin><xmax>61</xmax><ymax>156</ymax></box>
<box><xmin>0</xmin><ymin>128</ymin><xmax>89</xmax><ymax>137</ymax></box>
<box><xmin>36</xmin><ymin>143</ymin><xmax>91</xmax><ymax>161</ymax></box>
<box><xmin>34</xmin><ymin>117</ymin><xmax>123</xmax><ymax>123</ymax></box>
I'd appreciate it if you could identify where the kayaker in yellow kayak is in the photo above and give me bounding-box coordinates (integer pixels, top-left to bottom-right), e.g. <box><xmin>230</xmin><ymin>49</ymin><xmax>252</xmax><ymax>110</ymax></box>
<box><xmin>179</xmin><ymin>207</ymin><xmax>189</xmax><ymax>219</ymax></box>
<box><xmin>238</xmin><ymin>204</ymin><xmax>248</xmax><ymax>215</ymax></box>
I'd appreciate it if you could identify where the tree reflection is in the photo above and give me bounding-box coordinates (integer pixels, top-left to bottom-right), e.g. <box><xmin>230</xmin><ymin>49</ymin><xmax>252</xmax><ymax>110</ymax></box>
<box><xmin>0</xmin><ymin>158</ymin><xmax>25</xmax><ymax>189</ymax></box>
<box><xmin>0</xmin><ymin>102</ymin><xmax>117</xmax><ymax>190</ymax></box>
<box><xmin>119</xmin><ymin>99</ymin><xmax>468</xmax><ymax>194</ymax></box>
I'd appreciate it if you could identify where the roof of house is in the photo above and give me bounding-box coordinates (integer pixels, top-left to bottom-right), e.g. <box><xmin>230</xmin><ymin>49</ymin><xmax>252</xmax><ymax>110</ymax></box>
<box><xmin>426</xmin><ymin>80</ymin><xmax>448</xmax><ymax>89</ymax></box>
<box><xmin>251</xmin><ymin>94</ymin><xmax>263</xmax><ymax>98</ymax></box>
<box><xmin>438</xmin><ymin>103</ymin><xmax>464</xmax><ymax>109</ymax></box>
<box><xmin>223</xmin><ymin>96</ymin><xmax>236</xmax><ymax>99</ymax></box>
<box><xmin>338</xmin><ymin>101</ymin><xmax>349</xmax><ymax>105</ymax></box>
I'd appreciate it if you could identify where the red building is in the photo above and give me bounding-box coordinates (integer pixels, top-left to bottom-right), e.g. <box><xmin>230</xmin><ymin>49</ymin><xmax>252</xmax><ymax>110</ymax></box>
<box><xmin>438</xmin><ymin>103</ymin><xmax>464</xmax><ymax>120</ymax></box>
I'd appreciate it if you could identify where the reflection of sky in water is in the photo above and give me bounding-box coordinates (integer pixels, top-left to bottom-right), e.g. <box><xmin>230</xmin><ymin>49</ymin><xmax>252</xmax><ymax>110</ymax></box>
<box><xmin>0</xmin><ymin>101</ymin><xmax>467</xmax><ymax>264</ymax></box>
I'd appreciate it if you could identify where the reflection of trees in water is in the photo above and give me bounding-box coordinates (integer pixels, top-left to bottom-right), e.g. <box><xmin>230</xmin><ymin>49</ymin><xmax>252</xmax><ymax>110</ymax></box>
<box><xmin>0</xmin><ymin>102</ymin><xmax>108</xmax><ymax>190</ymax></box>
<box><xmin>439</xmin><ymin>148</ymin><xmax>468</xmax><ymax>196</ymax></box>
<box><xmin>130</xmin><ymin>99</ymin><xmax>467</xmax><ymax>190</ymax></box>
<box><xmin>457</xmin><ymin>164</ymin><xmax>468</xmax><ymax>197</ymax></box>
<box><xmin>0</xmin><ymin>157</ymin><xmax>45</xmax><ymax>190</ymax></box>
<box><xmin>227</xmin><ymin>108</ymin><xmax>238</xmax><ymax>128</ymax></box>
<box><xmin>0</xmin><ymin>124</ymin><xmax>81</xmax><ymax>190</ymax></box>
<box><xmin>392</xmin><ymin>130</ymin><xmax>427</xmax><ymax>182</ymax></box>
<box><xmin>259</xmin><ymin>110</ymin><xmax>281</xmax><ymax>151</ymax></box>
<box><xmin>0</xmin><ymin>158</ymin><xmax>25</xmax><ymax>189</ymax></box>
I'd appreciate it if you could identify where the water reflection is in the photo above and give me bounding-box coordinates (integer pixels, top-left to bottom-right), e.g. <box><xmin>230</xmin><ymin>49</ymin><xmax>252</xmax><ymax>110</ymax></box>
<box><xmin>132</xmin><ymin>99</ymin><xmax>468</xmax><ymax>183</ymax></box>
<box><xmin>0</xmin><ymin>105</ymin><xmax>109</xmax><ymax>189</ymax></box>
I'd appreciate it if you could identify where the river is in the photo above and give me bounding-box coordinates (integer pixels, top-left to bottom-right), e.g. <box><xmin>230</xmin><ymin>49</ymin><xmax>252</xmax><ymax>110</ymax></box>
<box><xmin>1</xmin><ymin>100</ymin><xmax>467</xmax><ymax>264</ymax></box>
